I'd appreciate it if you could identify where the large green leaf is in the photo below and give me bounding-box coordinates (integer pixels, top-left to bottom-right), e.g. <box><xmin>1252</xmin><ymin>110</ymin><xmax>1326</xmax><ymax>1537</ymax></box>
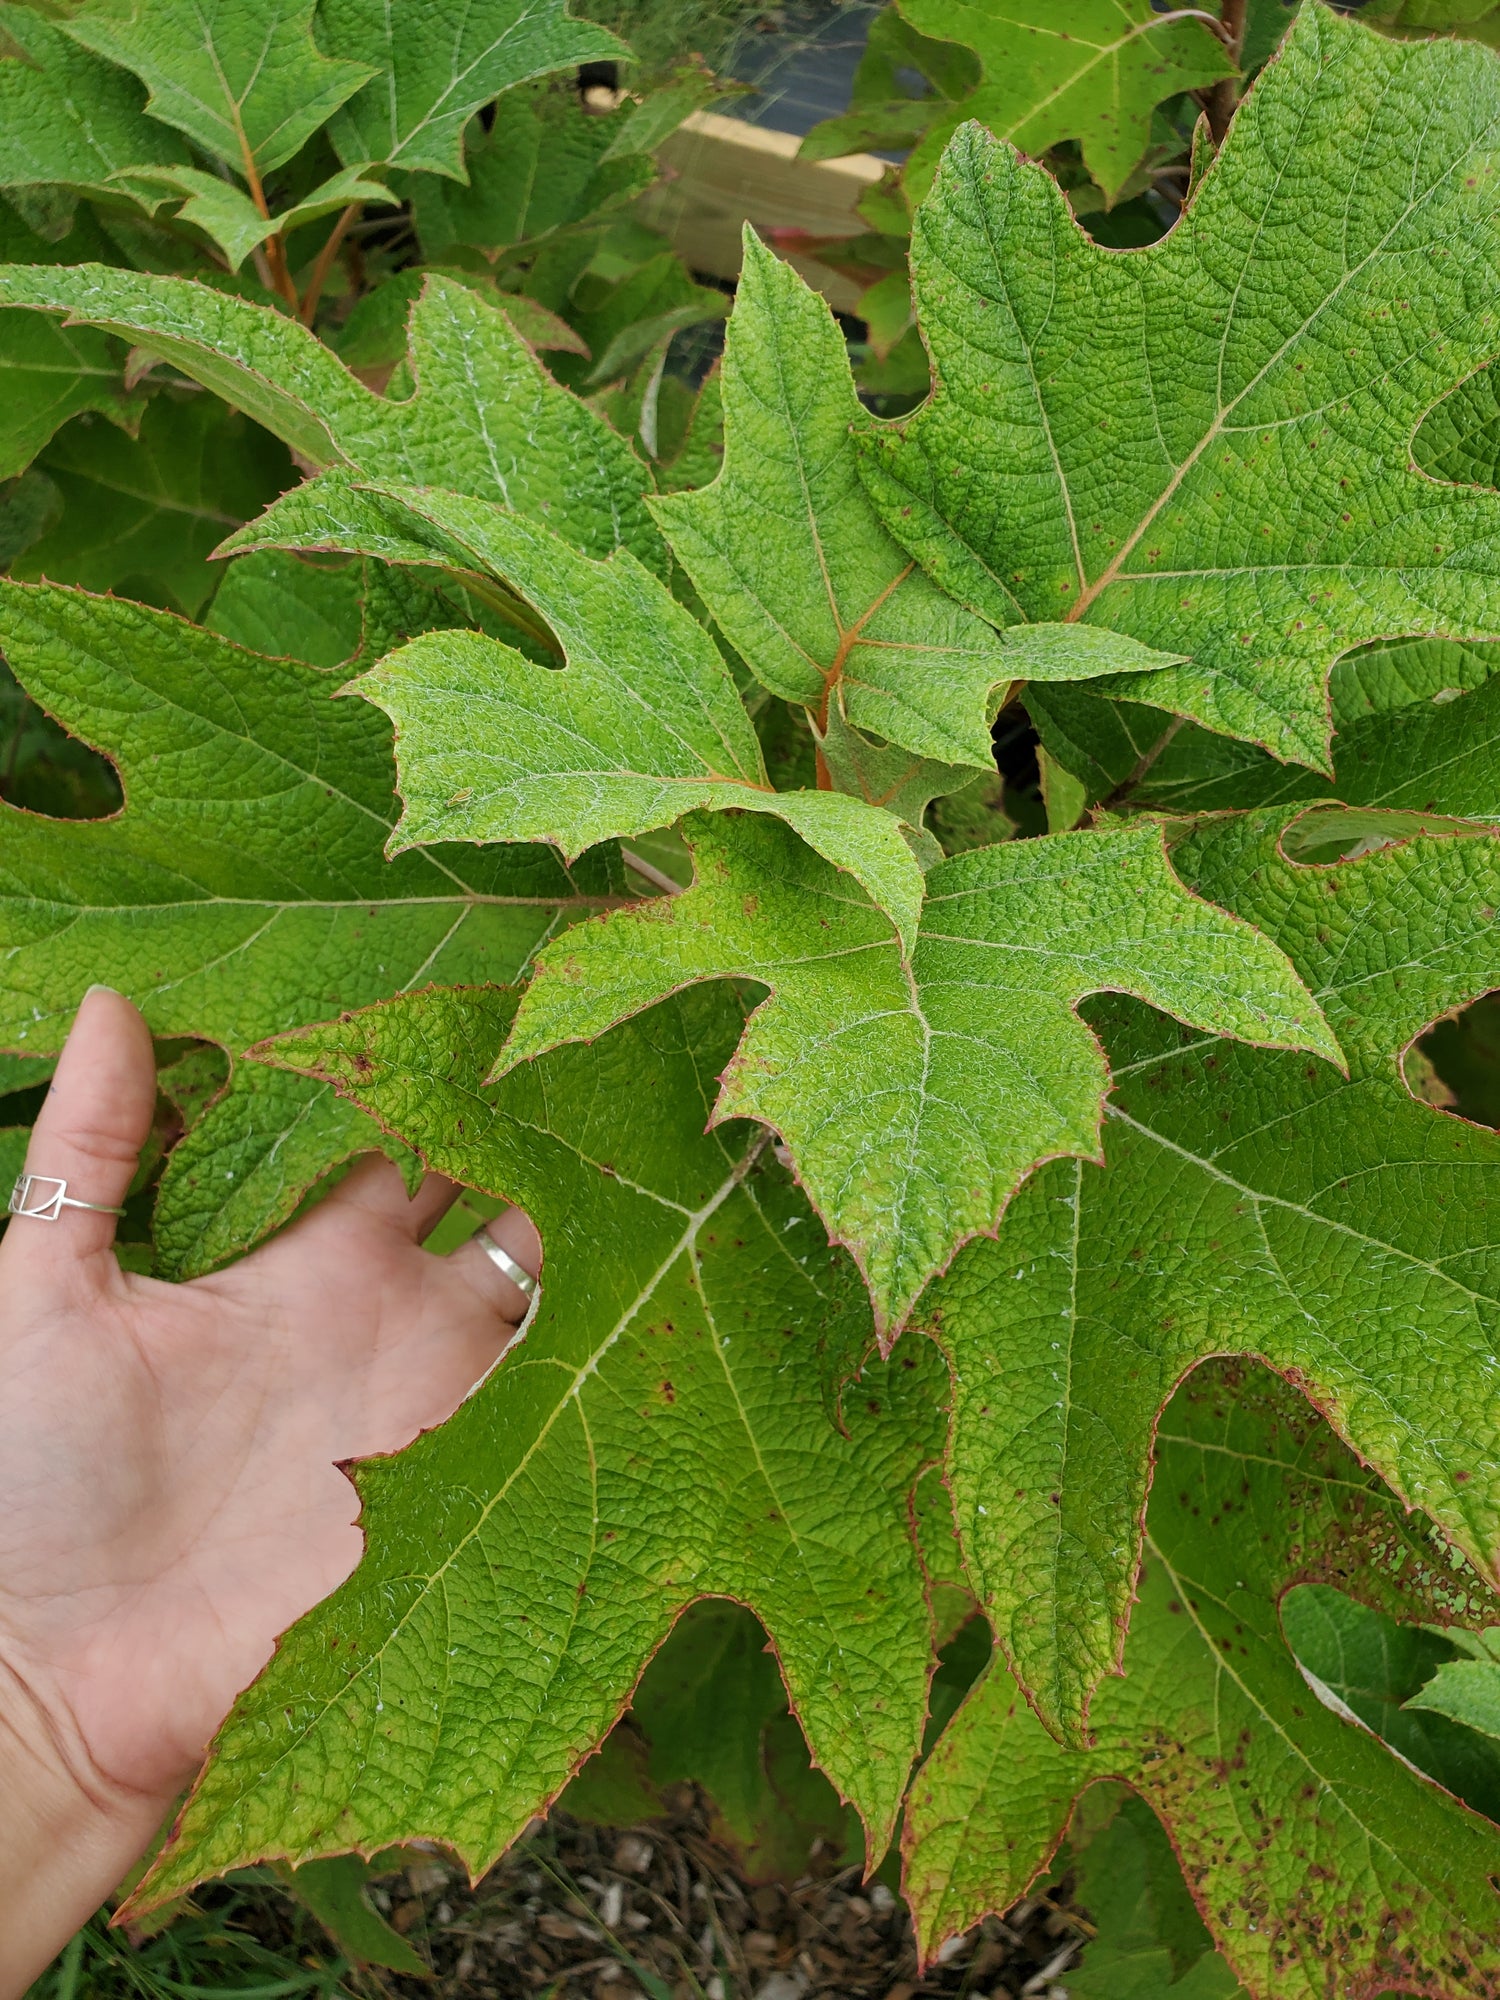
<box><xmin>894</xmin><ymin>0</ymin><xmax>1233</xmax><ymax>205</ymax></box>
<box><xmin>319</xmin><ymin>0</ymin><xmax>625</xmax><ymax>178</ymax></box>
<box><xmin>499</xmin><ymin>810</ymin><xmax>1333</xmax><ymax>1338</ymax></box>
<box><xmin>926</xmin><ymin>807</ymin><xmax>1500</xmax><ymax>1744</ymax></box>
<box><xmin>335</xmin><ymin>488</ymin><xmax>928</xmax><ymax>946</ymax></box>
<box><xmin>0</xmin><ymin>7</ymin><xmax>189</xmax><ymax>196</ymax></box>
<box><xmin>11</xmin><ymin>393</ymin><xmax>292</xmax><ymax>616</ymax></box>
<box><xmin>651</xmin><ymin>234</ymin><xmax>1185</xmax><ymax>774</ymax></box>
<box><xmin>0</xmin><ymin>583</ymin><xmax>610</xmax><ymax>1262</ymax></box>
<box><xmin>58</xmin><ymin>0</ymin><xmax>373</xmax><ymax>175</ymax></box>
<box><xmin>0</xmin><ymin>267</ymin><xmax>661</xmax><ymax>567</ymax></box>
<box><xmin>861</xmin><ymin>8</ymin><xmax>1500</xmax><ymax>770</ymax></box>
<box><xmin>137</xmin><ymin>984</ymin><xmax>946</xmax><ymax>1907</ymax></box>
<box><xmin>903</xmin><ymin>1363</ymin><xmax>1500</xmax><ymax>1997</ymax></box>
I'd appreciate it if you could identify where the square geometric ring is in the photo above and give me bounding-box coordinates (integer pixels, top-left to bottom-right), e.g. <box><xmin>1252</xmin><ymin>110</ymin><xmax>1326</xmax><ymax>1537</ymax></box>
<box><xmin>7</xmin><ymin>1174</ymin><xmax>126</xmax><ymax>1221</ymax></box>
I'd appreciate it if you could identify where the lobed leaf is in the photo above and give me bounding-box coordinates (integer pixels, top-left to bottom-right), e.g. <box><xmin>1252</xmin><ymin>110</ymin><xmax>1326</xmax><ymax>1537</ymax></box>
<box><xmin>318</xmin><ymin>0</ymin><xmax>626</xmax><ymax>179</ymax></box>
<box><xmin>499</xmin><ymin>811</ymin><xmax>1334</xmax><ymax>1338</ymax></box>
<box><xmin>334</xmin><ymin>487</ymin><xmax>929</xmax><ymax>945</ymax></box>
<box><xmin>138</xmin><ymin>985</ymin><xmax>946</xmax><ymax>1907</ymax></box>
<box><xmin>894</xmin><ymin>0</ymin><xmax>1234</xmax><ymax>205</ymax></box>
<box><xmin>0</xmin><ymin>7</ymin><xmax>189</xmax><ymax>197</ymax></box>
<box><xmin>861</xmin><ymin>8</ymin><xmax>1500</xmax><ymax>769</ymax></box>
<box><xmin>904</xmin><ymin>1364</ymin><xmax>1500</xmax><ymax>1997</ymax></box>
<box><xmin>0</xmin><ymin>582</ymin><xmax>609</xmax><ymax>1263</ymax></box>
<box><xmin>926</xmin><ymin>807</ymin><xmax>1500</xmax><ymax>1745</ymax></box>
<box><xmin>58</xmin><ymin>0</ymin><xmax>373</xmax><ymax>175</ymax></box>
<box><xmin>0</xmin><ymin>266</ymin><xmax>662</xmax><ymax>566</ymax></box>
<box><xmin>652</xmin><ymin>232</ymin><xmax>1185</xmax><ymax>773</ymax></box>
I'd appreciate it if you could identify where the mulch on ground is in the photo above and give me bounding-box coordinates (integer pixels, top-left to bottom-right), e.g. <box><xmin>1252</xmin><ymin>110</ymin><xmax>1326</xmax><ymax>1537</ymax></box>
<box><xmin>280</xmin><ymin>1790</ymin><xmax>1088</xmax><ymax>1999</ymax></box>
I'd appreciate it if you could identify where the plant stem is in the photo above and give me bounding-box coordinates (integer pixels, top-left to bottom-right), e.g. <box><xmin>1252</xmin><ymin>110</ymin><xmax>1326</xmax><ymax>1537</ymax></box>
<box><xmin>1207</xmin><ymin>0</ymin><xmax>1247</xmax><ymax>142</ymax></box>
<box><xmin>299</xmin><ymin>202</ymin><xmax>360</xmax><ymax>326</ymax></box>
<box><xmin>236</xmin><ymin>129</ymin><xmax>300</xmax><ymax>314</ymax></box>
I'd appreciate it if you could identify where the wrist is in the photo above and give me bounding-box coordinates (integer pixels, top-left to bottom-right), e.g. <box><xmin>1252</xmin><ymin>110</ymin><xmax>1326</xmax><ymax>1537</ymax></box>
<box><xmin>0</xmin><ymin>1655</ymin><xmax>171</xmax><ymax>1997</ymax></box>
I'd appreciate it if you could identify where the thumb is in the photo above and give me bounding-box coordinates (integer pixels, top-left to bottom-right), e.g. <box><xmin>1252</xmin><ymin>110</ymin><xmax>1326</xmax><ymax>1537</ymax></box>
<box><xmin>6</xmin><ymin>986</ymin><xmax>155</xmax><ymax>1281</ymax></box>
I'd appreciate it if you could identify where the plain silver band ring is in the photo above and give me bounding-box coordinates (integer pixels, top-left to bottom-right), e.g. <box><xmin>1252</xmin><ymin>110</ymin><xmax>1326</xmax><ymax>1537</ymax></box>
<box><xmin>474</xmin><ymin>1224</ymin><xmax>537</xmax><ymax>1300</ymax></box>
<box><xmin>8</xmin><ymin>1174</ymin><xmax>126</xmax><ymax>1222</ymax></box>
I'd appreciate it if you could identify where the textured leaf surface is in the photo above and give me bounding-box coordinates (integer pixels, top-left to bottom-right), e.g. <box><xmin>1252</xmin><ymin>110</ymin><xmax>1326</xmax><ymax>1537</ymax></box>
<box><xmin>862</xmin><ymin>9</ymin><xmax>1500</xmax><ymax>769</ymax></box>
<box><xmin>0</xmin><ymin>582</ymin><xmax>592</xmax><ymax>1055</ymax></box>
<box><xmin>896</xmin><ymin>0</ymin><xmax>1233</xmax><ymax>204</ymax></box>
<box><xmin>500</xmin><ymin>811</ymin><xmax>1333</xmax><ymax>1337</ymax></box>
<box><xmin>0</xmin><ymin>267</ymin><xmax>661</xmax><ymax>566</ymax></box>
<box><xmin>925</xmin><ymin>807</ymin><xmax>1500</xmax><ymax>1745</ymax></box>
<box><xmin>652</xmin><ymin>234</ymin><xmax>1182</xmax><ymax>772</ymax></box>
<box><xmin>345</xmin><ymin>489</ymin><xmax>928</xmax><ymax>946</ymax></box>
<box><xmin>319</xmin><ymin>0</ymin><xmax>624</xmax><ymax>177</ymax></box>
<box><xmin>904</xmin><ymin>1364</ymin><xmax>1500</xmax><ymax>1996</ymax></box>
<box><xmin>0</xmin><ymin>8</ymin><xmax>189</xmax><ymax>193</ymax></box>
<box><xmin>12</xmin><ymin>394</ymin><xmax>292</xmax><ymax>616</ymax></box>
<box><xmin>59</xmin><ymin>0</ymin><xmax>372</xmax><ymax>173</ymax></box>
<box><xmin>142</xmin><ymin>985</ymin><xmax>945</xmax><ymax>1904</ymax></box>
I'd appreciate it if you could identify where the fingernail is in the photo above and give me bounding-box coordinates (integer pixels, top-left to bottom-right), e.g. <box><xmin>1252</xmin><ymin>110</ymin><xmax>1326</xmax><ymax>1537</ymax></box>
<box><xmin>83</xmin><ymin>984</ymin><xmax>122</xmax><ymax>998</ymax></box>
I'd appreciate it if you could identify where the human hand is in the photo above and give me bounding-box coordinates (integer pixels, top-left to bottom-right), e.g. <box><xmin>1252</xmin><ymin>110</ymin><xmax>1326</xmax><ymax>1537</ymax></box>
<box><xmin>0</xmin><ymin>987</ymin><xmax>540</xmax><ymax>1988</ymax></box>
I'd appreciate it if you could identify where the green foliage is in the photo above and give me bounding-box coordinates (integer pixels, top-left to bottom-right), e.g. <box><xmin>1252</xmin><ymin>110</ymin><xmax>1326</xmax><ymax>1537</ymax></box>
<box><xmin>904</xmin><ymin>1363</ymin><xmax>1500</xmax><ymax>1996</ymax></box>
<box><xmin>861</xmin><ymin>10</ymin><xmax>1500</xmax><ymax>769</ymax></box>
<box><xmin>502</xmin><ymin>812</ymin><xmax>1331</xmax><ymax>1335</ymax></box>
<box><xmin>143</xmin><ymin>984</ymin><xmax>945</xmax><ymax>1902</ymax></box>
<box><xmin>890</xmin><ymin>0</ymin><xmax>1233</xmax><ymax>206</ymax></box>
<box><xmin>8</xmin><ymin>2</ymin><xmax>1500</xmax><ymax>1991</ymax></box>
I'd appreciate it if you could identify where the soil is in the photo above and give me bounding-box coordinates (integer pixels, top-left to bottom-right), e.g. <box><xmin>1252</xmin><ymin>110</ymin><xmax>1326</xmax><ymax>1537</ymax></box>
<box><xmin>240</xmin><ymin>1791</ymin><xmax>1086</xmax><ymax>2000</ymax></box>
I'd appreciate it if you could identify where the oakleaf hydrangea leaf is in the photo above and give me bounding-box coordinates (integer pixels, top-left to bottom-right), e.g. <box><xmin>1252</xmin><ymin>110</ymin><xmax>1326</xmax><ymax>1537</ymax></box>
<box><xmin>138</xmin><ymin>984</ymin><xmax>946</xmax><ymax>1907</ymax></box>
<box><xmin>862</xmin><ymin>7</ymin><xmax>1500</xmax><ymax>770</ymax></box>
<box><xmin>0</xmin><ymin>267</ymin><xmax>661</xmax><ymax>569</ymax></box>
<box><xmin>0</xmin><ymin>8</ymin><xmax>190</xmax><ymax>197</ymax></box>
<box><xmin>0</xmin><ymin>583</ymin><xmax>612</xmax><ymax>1262</ymax></box>
<box><xmin>344</xmin><ymin>489</ymin><xmax>929</xmax><ymax>947</ymax></box>
<box><xmin>58</xmin><ymin>0</ymin><xmax>374</xmax><ymax>175</ymax></box>
<box><xmin>499</xmin><ymin>811</ymin><xmax>1334</xmax><ymax>1338</ymax></box>
<box><xmin>895</xmin><ymin>0</ymin><xmax>1234</xmax><ymax>205</ymax></box>
<box><xmin>904</xmin><ymin>1364</ymin><xmax>1500</xmax><ymax>1998</ymax></box>
<box><xmin>651</xmin><ymin>232</ymin><xmax>1187</xmax><ymax>775</ymax></box>
<box><xmin>318</xmin><ymin>0</ymin><xmax>625</xmax><ymax>179</ymax></box>
<box><xmin>926</xmin><ymin>807</ymin><xmax>1500</xmax><ymax>1745</ymax></box>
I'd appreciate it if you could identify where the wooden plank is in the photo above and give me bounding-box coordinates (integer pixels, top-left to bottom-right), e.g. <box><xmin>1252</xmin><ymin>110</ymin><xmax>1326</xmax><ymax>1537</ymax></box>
<box><xmin>639</xmin><ymin>109</ymin><xmax>886</xmax><ymax>315</ymax></box>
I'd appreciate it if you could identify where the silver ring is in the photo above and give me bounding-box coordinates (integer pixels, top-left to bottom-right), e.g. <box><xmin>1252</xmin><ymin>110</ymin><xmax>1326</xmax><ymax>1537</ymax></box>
<box><xmin>8</xmin><ymin>1174</ymin><xmax>126</xmax><ymax>1222</ymax></box>
<box><xmin>474</xmin><ymin>1224</ymin><xmax>536</xmax><ymax>1300</ymax></box>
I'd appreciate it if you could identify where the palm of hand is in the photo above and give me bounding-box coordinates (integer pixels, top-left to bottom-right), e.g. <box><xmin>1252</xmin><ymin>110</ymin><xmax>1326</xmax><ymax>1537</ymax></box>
<box><xmin>0</xmin><ymin>993</ymin><xmax>534</xmax><ymax>1809</ymax></box>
